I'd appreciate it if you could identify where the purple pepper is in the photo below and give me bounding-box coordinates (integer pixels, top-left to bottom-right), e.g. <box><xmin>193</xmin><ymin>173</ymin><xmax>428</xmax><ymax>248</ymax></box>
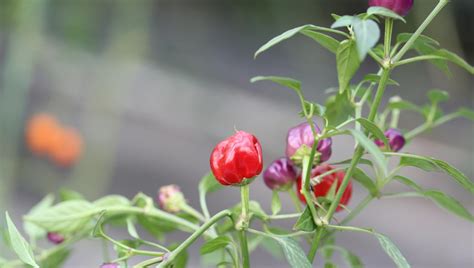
<box><xmin>263</xmin><ymin>158</ymin><xmax>298</xmax><ymax>191</ymax></box>
<box><xmin>47</xmin><ymin>232</ymin><xmax>64</xmax><ymax>244</ymax></box>
<box><xmin>100</xmin><ymin>263</ymin><xmax>119</xmax><ymax>268</ymax></box>
<box><xmin>375</xmin><ymin>128</ymin><xmax>406</xmax><ymax>152</ymax></box>
<box><xmin>286</xmin><ymin>122</ymin><xmax>332</xmax><ymax>166</ymax></box>
<box><xmin>368</xmin><ymin>0</ymin><xmax>414</xmax><ymax>16</ymax></box>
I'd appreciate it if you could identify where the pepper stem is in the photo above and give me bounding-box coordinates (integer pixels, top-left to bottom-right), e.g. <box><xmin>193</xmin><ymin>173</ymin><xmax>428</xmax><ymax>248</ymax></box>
<box><xmin>240</xmin><ymin>184</ymin><xmax>250</xmax><ymax>268</ymax></box>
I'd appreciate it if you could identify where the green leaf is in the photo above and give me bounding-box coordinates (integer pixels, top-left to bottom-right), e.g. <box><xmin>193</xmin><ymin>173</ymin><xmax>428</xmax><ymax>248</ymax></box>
<box><xmin>324</xmin><ymin>92</ymin><xmax>355</xmax><ymax>127</ymax></box>
<box><xmin>24</xmin><ymin>194</ymin><xmax>54</xmax><ymax>243</ymax></box>
<box><xmin>398</xmin><ymin>153</ymin><xmax>474</xmax><ymax>195</ymax></box>
<box><xmin>457</xmin><ymin>107</ymin><xmax>474</xmax><ymax>121</ymax></box>
<box><xmin>375</xmin><ymin>233</ymin><xmax>410</xmax><ymax>268</ymax></box>
<box><xmin>24</xmin><ymin>200</ymin><xmax>96</xmax><ymax>233</ymax></box>
<box><xmin>301</xmin><ymin>30</ymin><xmax>340</xmax><ymax>54</ymax></box>
<box><xmin>352</xmin><ymin>168</ymin><xmax>378</xmax><ymax>196</ymax></box>
<box><xmin>367</xmin><ymin>6</ymin><xmax>406</xmax><ymax>23</ymax></box>
<box><xmin>393</xmin><ymin>175</ymin><xmax>423</xmax><ymax>192</ymax></box>
<box><xmin>169</xmin><ymin>242</ymin><xmax>188</xmax><ymax>268</ymax></box>
<box><xmin>293</xmin><ymin>206</ymin><xmax>316</xmax><ymax>232</ymax></box>
<box><xmin>250</xmin><ymin>76</ymin><xmax>301</xmax><ymax>92</ymax></box>
<box><xmin>40</xmin><ymin>248</ymin><xmax>70</xmax><ymax>268</ymax></box>
<box><xmin>396</xmin><ymin>33</ymin><xmax>439</xmax><ymax>48</ymax></box>
<box><xmin>349</xmin><ymin>129</ymin><xmax>387</xmax><ymax>177</ymax></box>
<box><xmin>331</xmin><ymin>158</ymin><xmax>374</xmax><ymax>167</ymax></box>
<box><xmin>415</xmin><ymin>44</ymin><xmax>451</xmax><ymax>76</ymax></box>
<box><xmin>126</xmin><ymin>217</ymin><xmax>139</xmax><ymax>239</ymax></box>
<box><xmin>325</xmin><ymin>262</ymin><xmax>338</xmax><ymax>268</ymax></box>
<box><xmin>271</xmin><ymin>191</ymin><xmax>282</xmax><ymax>215</ymax></box>
<box><xmin>198</xmin><ymin>172</ymin><xmax>223</xmax><ymax>195</ymax></box>
<box><xmin>353</xmin><ymin>19</ymin><xmax>380</xmax><ymax>60</ymax></box>
<box><xmin>337</xmin><ymin>39</ymin><xmax>360</xmax><ymax>92</ymax></box>
<box><xmin>299</xmin><ymin>101</ymin><xmax>326</xmax><ymax>118</ymax></box>
<box><xmin>356</xmin><ymin>118</ymin><xmax>389</xmax><ymax>147</ymax></box>
<box><xmin>422</xmin><ymin>190</ymin><xmax>474</xmax><ymax>221</ymax></box>
<box><xmin>260</xmin><ymin>237</ymin><xmax>284</xmax><ymax>260</ymax></box>
<box><xmin>58</xmin><ymin>188</ymin><xmax>85</xmax><ymax>202</ymax></box>
<box><xmin>273</xmin><ymin>237</ymin><xmax>312</xmax><ymax>268</ymax></box>
<box><xmin>363</xmin><ymin>73</ymin><xmax>399</xmax><ymax>86</ymax></box>
<box><xmin>254</xmin><ymin>24</ymin><xmax>342</xmax><ymax>58</ymax></box>
<box><xmin>5</xmin><ymin>212</ymin><xmax>39</xmax><ymax>267</ymax></box>
<box><xmin>434</xmin><ymin>49</ymin><xmax>474</xmax><ymax>74</ymax></box>
<box><xmin>200</xmin><ymin>236</ymin><xmax>233</xmax><ymax>255</ymax></box>
<box><xmin>388</xmin><ymin>98</ymin><xmax>422</xmax><ymax>113</ymax></box>
<box><xmin>94</xmin><ymin>195</ymin><xmax>130</xmax><ymax>208</ymax></box>
<box><xmin>427</xmin><ymin>89</ymin><xmax>449</xmax><ymax>104</ymax></box>
<box><xmin>331</xmin><ymin>16</ymin><xmax>357</xmax><ymax>29</ymax></box>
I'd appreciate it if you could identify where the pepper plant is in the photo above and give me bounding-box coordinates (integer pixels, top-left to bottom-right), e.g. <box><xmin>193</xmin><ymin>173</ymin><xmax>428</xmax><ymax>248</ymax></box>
<box><xmin>2</xmin><ymin>0</ymin><xmax>474</xmax><ymax>267</ymax></box>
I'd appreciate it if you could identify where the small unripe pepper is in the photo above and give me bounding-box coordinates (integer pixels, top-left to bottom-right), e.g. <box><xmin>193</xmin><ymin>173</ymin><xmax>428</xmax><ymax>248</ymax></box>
<box><xmin>210</xmin><ymin>131</ymin><xmax>263</xmax><ymax>186</ymax></box>
<box><xmin>296</xmin><ymin>164</ymin><xmax>352</xmax><ymax>212</ymax></box>
<box><xmin>368</xmin><ymin>0</ymin><xmax>414</xmax><ymax>16</ymax></box>
<box><xmin>100</xmin><ymin>263</ymin><xmax>119</xmax><ymax>268</ymax></box>
<box><xmin>158</xmin><ymin>185</ymin><xmax>186</xmax><ymax>213</ymax></box>
<box><xmin>286</xmin><ymin>122</ymin><xmax>332</xmax><ymax>167</ymax></box>
<box><xmin>47</xmin><ymin>232</ymin><xmax>65</xmax><ymax>244</ymax></box>
<box><xmin>375</xmin><ymin>128</ymin><xmax>406</xmax><ymax>152</ymax></box>
<box><xmin>263</xmin><ymin>158</ymin><xmax>298</xmax><ymax>191</ymax></box>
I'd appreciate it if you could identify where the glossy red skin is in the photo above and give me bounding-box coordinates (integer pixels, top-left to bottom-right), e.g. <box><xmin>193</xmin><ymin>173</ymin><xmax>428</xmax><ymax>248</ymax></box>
<box><xmin>210</xmin><ymin>131</ymin><xmax>263</xmax><ymax>186</ymax></box>
<box><xmin>296</xmin><ymin>164</ymin><xmax>352</xmax><ymax>212</ymax></box>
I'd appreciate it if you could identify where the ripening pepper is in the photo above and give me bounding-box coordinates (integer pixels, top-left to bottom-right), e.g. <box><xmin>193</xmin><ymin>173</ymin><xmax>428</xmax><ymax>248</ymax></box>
<box><xmin>26</xmin><ymin>113</ymin><xmax>61</xmax><ymax>155</ymax></box>
<box><xmin>296</xmin><ymin>164</ymin><xmax>352</xmax><ymax>212</ymax></box>
<box><xmin>375</xmin><ymin>128</ymin><xmax>406</xmax><ymax>152</ymax></box>
<box><xmin>157</xmin><ymin>184</ymin><xmax>186</xmax><ymax>213</ymax></box>
<box><xmin>49</xmin><ymin>127</ymin><xmax>83</xmax><ymax>167</ymax></box>
<box><xmin>286</xmin><ymin>122</ymin><xmax>332</xmax><ymax>167</ymax></box>
<box><xmin>100</xmin><ymin>263</ymin><xmax>119</xmax><ymax>268</ymax></box>
<box><xmin>263</xmin><ymin>157</ymin><xmax>298</xmax><ymax>191</ymax></box>
<box><xmin>368</xmin><ymin>0</ymin><xmax>414</xmax><ymax>16</ymax></box>
<box><xmin>210</xmin><ymin>131</ymin><xmax>263</xmax><ymax>186</ymax></box>
<box><xmin>47</xmin><ymin>232</ymin><xmax>65</xmax><ymax>244</ymax></box>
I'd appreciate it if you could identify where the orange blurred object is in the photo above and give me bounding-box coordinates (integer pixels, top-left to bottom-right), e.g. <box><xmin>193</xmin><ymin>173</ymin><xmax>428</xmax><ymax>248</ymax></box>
<box><xmin>49</xmin><ymin>127</ymin><xmax>83</xmax><ymax>167</ymax></box>
<box><xmin>26</xmin><ymin>114</ymin><xmax>61</xmax><ymax>155</ymax></box>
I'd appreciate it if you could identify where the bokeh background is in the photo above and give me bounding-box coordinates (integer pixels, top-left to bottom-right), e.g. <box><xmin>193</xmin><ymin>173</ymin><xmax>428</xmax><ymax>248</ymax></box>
<box><xmin>0</xmin><ymin>0</ymin><xmax>473</xmax><ymax>267</ymax></box>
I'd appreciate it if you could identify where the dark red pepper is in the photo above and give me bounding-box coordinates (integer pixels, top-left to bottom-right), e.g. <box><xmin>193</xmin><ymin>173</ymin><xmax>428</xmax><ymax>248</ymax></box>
<box><xmin>368</xmin><ymin>0</ymin><xmax>414</xmax><ymax>16</ymax></box>
<box><xmin>296</xmin><ymin>164</ymin><xmax>352</xmax><ymax>212</ymax></box>
<box><xmin>210</xmin><ymin>131</ymin><xmax>263</xmax><ymax>186</ymax></box>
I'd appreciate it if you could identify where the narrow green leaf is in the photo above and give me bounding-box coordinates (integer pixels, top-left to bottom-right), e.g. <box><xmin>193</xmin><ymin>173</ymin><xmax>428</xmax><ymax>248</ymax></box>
<box><xmin>271</xmin><ymin>191</ymin><xmax>282</xmax><ymax>215</ymax></box>
<box><xmin>375</xmin><ymin>233</ymin><xmax>410</xmax><ymax>268</ymax></box>
<box><xmin>427</xmin><ymin>89</ymin><xmax>449</xmax><ymax>104</ymax></box>
<box><xmin>299</xmin><ymin>101</ymin><xmax>326</xmax><ymax>118</ymax></box>
<box><xmin>434</xmin><ymin>49</ymin><xmax>474</xmax><ymax>74</ymax></box>
<box><xmin>293</xmin><ymin>206</ymin><xmax>317</xmax><ymax>232</ymax></box>
<box><xmin>24</xmin><ymin>200</ymin><xmax>96</xmax><ymax>233</ymax></box>
<box><xmin>24</xmin><ymin>194</ymin><xmax>54</xmax><ymax>242</ymax></box>
<box><xmin>250</xmin><ymin>76</ymin><xmax>301</xmax><ymax>92</ymax></box>
<box><xmin>200</xmin><ymin>236</ymin><xmax>232</xmax><ymax>255</ymax></box>
<box><xmin>301</xmin><ymin>30</ymin><xmax>340</xmax><ymax>54</ymax></box>
<box><xmin>198</xmin><ymin>172</ymin><xmax>223</xmax><ymax>195</ymax></box>
<box><xmin>356</xmin><ymin>118</ymin><xmax>389</xmax><ymax>147</ymax></box>
<box><xmin>353</xmin><ymin>168</ymin><xmax>378</xmax><ymax>196</ymax></box>
<box><xmin>393</xmin><ymin>175</ymin><xmax>423</xmax><ymax>192</ymax></box>
<box><xmin>260</xmin><ymin>237</ymin><xmax>284</xmax><ymax>260</ymax></box>
<box><xmin>58</xmin><ymin>188</ymin><xmax>84</xmax><ymax>202</ymax></box>
<box><xmin>367</xmin><ymin>6</ymin><xmax>406</xmax><ymax>23</ymax></box>
<box><xmin>349</xmin><ymin>129</ymin><xmax>387</xmax><ymax>177</ymax></box>
<box><xmin>415</xmin><ymin>44</ymin><xmax>451</xmax><ymax>76</ymax></box>
<box><xmin>325</xmin><ymin>262</ymin><xmax>338</xmax><ymax>268</ymax></box>
<box><xmin>396</xmin><ymin>33</ymin><xmax>439</xmax><ymax>48</ymax></box>
<box><xmin>398</xmin><ymin>153</ymin><xmax>474</xmax><ymax>195</ymax></box>
<box><xmin>422</xmin><ymin>190</ymin><xmax>474</xmax><ymax>221</ymax></box>
<box><xmin>5</xmin><ymin>212</ymin><xmax>39</xmax><ymax>267</ymax></box>
<box><xmin>324</xmin><ymin>92</ymin><xmax>355</xmax><ymax>127</ymax></box>
<box><xmin>331</xmin><ymin>16</ymin><xmax>357</xmax><ymax>29</ymax></box>
<box><xmin>126</xmin><ymin>218</ymin><xmax>139</xmax><ymax>239</ymax></box>
<box><xmin>337</xmin><ymin>40</ymin><xmax>360</xmax><ymax>92</ymax></box>
<box><xmin>353</xmin><ymin>19</ymin><xmax>380</xmax><ymax>60</ymax></box>
<box><xmin>457</xmin><ymin>107</ymin><xmax>474</xmax><ymax>121</ymax></box>
<box><xmin>388</xmin><ymin>98</ymin><xmax>422</xmax><ymax>113</ymax></box>
<box><xmin>273</xmin><ymin>237</ymin><xmax>312</xmax><ymax>268</ymax></box>
<box><xmin>94</xmin><ymin>195</ymin><xmax>130</xmax><ymax>208</ymax></box>
<box><xmin>40</xmin><ymin>248</ymin><xmax>70</xmax><ymax>268</ymax></box>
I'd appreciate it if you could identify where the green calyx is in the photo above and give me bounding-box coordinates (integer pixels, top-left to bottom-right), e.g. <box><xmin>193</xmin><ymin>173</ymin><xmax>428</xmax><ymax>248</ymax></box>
<box><xmin>290</xmin><ymin>144</ymin><xmax>321</xmax><ymax>167</ymax></box>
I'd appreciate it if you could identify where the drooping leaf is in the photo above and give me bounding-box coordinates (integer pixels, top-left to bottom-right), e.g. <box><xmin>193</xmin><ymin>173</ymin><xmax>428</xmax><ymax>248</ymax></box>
<box><xmin>324</xmin><ymin>92</ymin><xmax>355</xmax><ymax>127</ymax></box>
<box><xmin>24</xmin><ymin>194</ymin><xmax>54</xmax><ymax>243</ymax></box>
<box><xmin>352</xmin><ymin>168</ymin><xmax>378</xmax><ymax>196</ymax></box>
<box><xmin>457</xmin><ymin>107</ymin><xmax>474</xmax><ymax>121</ymax></box>
<box><xmin>273</xmin><ymin>237</ymin><xmax>312</xmax><ymax>268</ymax></box>
<box><xmin>375</xmin><ymin>233</ymin><xmax>410</xmax><ymax>268</ymax></box>
<box><xmin>126</xmin><ymin>217</ymin><xmax>140</xmax><ymax>239</ymax></box>
<box><xmin>349</xmin><ymin>129</ymin><xmax>387</xmax><ymax>177</ymax></box>
<box><xmin>398</xmin><ymin>153</ymin><xmax>474</xmax><ymax>195</ymax></box>
<box><xmin>367</xmin><ymin>6</ymin><xmax>406</xmax><ymax>23</ymax></box>
<box><xmin>353</xmin><ymin>19</ymin><xmax>380</xmax><ymax>60</ymax></box>
<box><xmin>198</xmin><ymin>172</ymin><xmax>223</xmax><ymax>195</ymax></box>
<box><xmin>169</xmin><ymin>242</ymin><xmax>188</xmax><ymax>268</ymax></box>
<box><xmin>299</xmin><ymin>101</ymin><xmax>326</xmax><ymax>118</ymax></box>
<box><xmin>414</xmin><ymin>44</ymin><xmax>451</xmax><ymax>76</ymax></box>
<box><xmin>427</xmin><ymin>89</ymin><xmax>449</xmax><ymax>104</ymax></box>
<box><xmin>422</xmin><ymin>190</ymin><xmax>474</xmax><ymax>221</ymax></box>
<box><xmin>5</xmin><ymin>212</ymin><xmax>39</xmax><ymax>267</ymax></box>
<box><xmin>293</xmin><ymin>206</ymin><xmax>317</xmax><ymax>232</ymax></box>
<box><xmin>337</xmin><ymin>40</ymin><xmax>360</xmax><ymax>92</ymax></box>
<box><xmin>271</xmin><ymin>191</ymin><xmax>282</xmax><ymax>215</ymax></box>
<box><xmin>200</xmin><ymin>236</ymin><xmax>233</xmax><ymax>255</ymax></box>
<box><xmin>301</xmin><ymin>30</ymin><xmax>340</xmax><ymax>54</ymax></box>
<box><xmin>24</xmin><ymin>200</ymin><xmax>96</xmax><ymax>233</ymax></box>
<box><xmin>331</xmin><ymin>16</ymin><xmax>358</xmax><ymax>29</ymax></box>
<box><xmin>40</xmin><ymin>248</ymin><xmax>70</xmax><ymax>268</ymax></box>
<box><xmin>260</xmin><ymin>237</ymin><xmax>284</xmax><ymax>260</ymax></box>
<box><xmin>396</xmin><ymin>33</ymin><xmax>439</xmax><ymax>48</ymax></box>
<box><xmin>387</xmin><ymin>98</ymin><xmax>422</xmax><ymax>113</ymax></box>
<box><xmin>356</xmin><ymin>118</ymin><xmax>389</xmax><ymax>147</ymax></box>
<box><xmin>393</xmin><ymin>175</ymin><xmax>423</xmax><ymax>192</ymax></box>
<box><xmin>251</xmin><ymin>76</ymin><xmax>301</xmax><ymax>92</ymax></box>
<box><xmin>93</xmin><ymin>195</ymin><xmax>130</xmax><ymax>209</ymax></box>
<box><xmin>434</xmin><ymin>49</ymin><xmax>474</xmax><ymax>74</ymax></box>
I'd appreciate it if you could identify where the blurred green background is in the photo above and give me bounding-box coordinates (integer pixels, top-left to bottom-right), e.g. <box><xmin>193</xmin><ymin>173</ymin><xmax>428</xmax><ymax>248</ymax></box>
<box><xmin>0</xmin><ymin>0</ymin><xmax>472</xmax><ymax>267</ymax></box>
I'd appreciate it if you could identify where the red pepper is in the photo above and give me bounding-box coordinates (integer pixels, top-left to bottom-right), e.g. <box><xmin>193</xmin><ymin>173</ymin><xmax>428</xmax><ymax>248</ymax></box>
<box><xmin>296</xmin><ymin>164</ymin><xmax>352</xmax><ymax>212</ymax></box>
<box><xmin>210</xmin><ymin>131</ymin><xmax>263</xmax><ymax>186</ymax></box>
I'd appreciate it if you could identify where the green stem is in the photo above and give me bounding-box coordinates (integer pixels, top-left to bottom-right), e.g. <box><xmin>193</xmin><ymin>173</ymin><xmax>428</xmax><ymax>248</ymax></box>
<box><xmin>268</xmin><ymin>213</ymin><xmax>301</xmax><ymax>220</ymax></box>
<box><xmin>239</xmin><ymin>184</ymin><xmax>250</xmax><ymax>268</ymax></box>
<box><xmin>392</xmin><ymin>55</ymin><xmax>447</xmax><ymax>67</ymax></box>
<box><xmin>392</xmin><ymin>0</ymin><xmax>449</xmax><ymax>63</ymax></box>
<box><xmin>405</xmin><ymin>112</ymin><xmax>460</xmax><ymax>140</ymax></box>
<box><xmin>340</xmin><ymin>195</ymin><xmax>374</xmax><ymax>225</ymax></box>
<box><xmin>288</xmin><ymin>188</ymin><xmax>302</xmax><ymax>213</ymax></box>
<box><xmin>247</xmin><ymin>228</ymin><xmax>314</xmax><ymax>238</ymax></box>
<box><xmin>307</xmin><ymin>229</ymin><xmax>324</xmax><ymax>262</ymax></box>
<box><xmin>384</xmin><ymin>19</ymin><xmax>393</xmax><ymax>58</ymax></box>
<box><xmin>135</xmin><ymin>256</ymin><xmax>163</xmax><ymax>268</ymax></box>
<box><xmin>181</xmin><ymin>203</ymin><xmax>206</xmax><ymax>222</ymax></box>
<box><xmin>302</xmin><ymin>155</ymin><xmax>322</xmax><ymax>226</ymax></box>
<box><xmin>239</xmin><ymin>230</ymin><xmax>250</xmax><ymax>268</ymax></box>
<box><xmin>158</xmin><ymin>209</ymin><xmax>232</xmax><ymax>267</ymax></box>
